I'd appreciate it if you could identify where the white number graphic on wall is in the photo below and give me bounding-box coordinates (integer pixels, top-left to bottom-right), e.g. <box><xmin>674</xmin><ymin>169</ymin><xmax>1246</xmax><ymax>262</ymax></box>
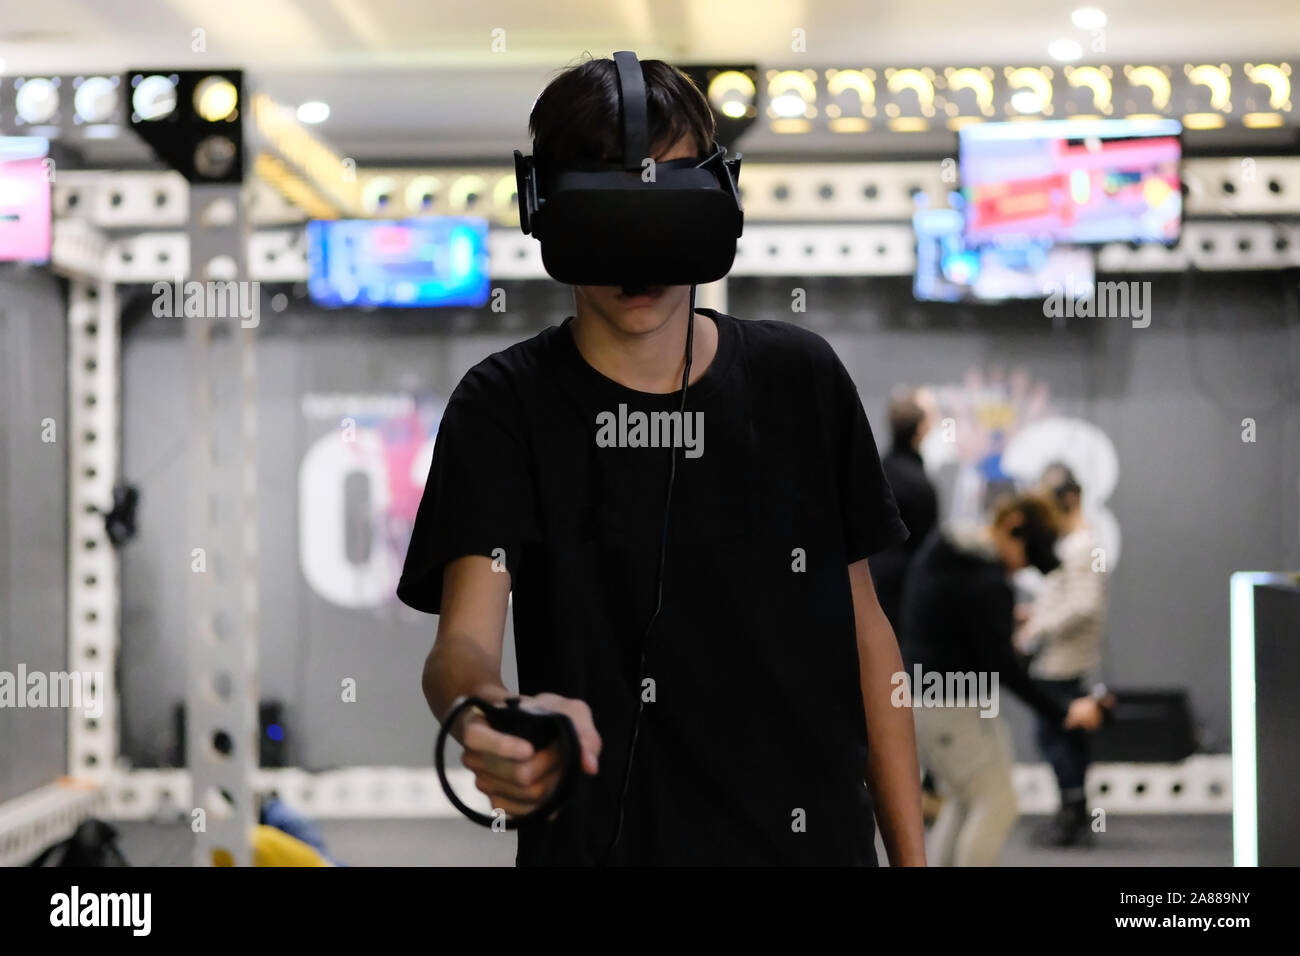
<box><xmin>299</xmin><ymin>427</ymin><xmax>436</xmax><ymax>608</ymax></box>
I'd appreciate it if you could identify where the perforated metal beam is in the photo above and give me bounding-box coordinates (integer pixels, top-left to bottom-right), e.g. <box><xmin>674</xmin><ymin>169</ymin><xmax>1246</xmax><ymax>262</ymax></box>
<box><xmin>99</xmin><ymin>757</ymin><xmax>1233</xmax><ymax>821</ymax></box>
<box><xmin>0</xmin><ymin>781</ymin><xmax>107</xmax><ymax>867</ymax></box>
<box><xmin>64</xmin><ymin>279</ymin><xmax>120</xmax><ymax>783</ymax></box>
<box><xmin>91</xmin><ymin>220</ymin><xmax>1300</xmax><ymax>286</ymax></box>
<box><xmin>50</xmin><ymin>159</ymin><xmax>1300</xmax><ymax>227</ymax></box>
<box><xmin>50</xmin><ymin>218</ymin><xmax>109</xmax><ymax>281</ymax></box>
<box><xmin>184</xmin><ymin>183</ymin><xmax>259</xmax><ymax>868</ymax></box>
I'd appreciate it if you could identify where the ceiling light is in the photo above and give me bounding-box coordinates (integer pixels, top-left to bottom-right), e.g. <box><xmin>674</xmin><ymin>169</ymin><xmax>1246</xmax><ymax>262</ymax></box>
<box><xmin>74</xmin><ymin>76</ymin><xmax>119</xmax><ymax>124</ymax></box>
<box><xmin>15</xmin><ymin>78</ymin><xmax>60</xmax><ymax>125</ymax></box>
<box><xmin>706</xmin><ymin>71</ymin><xmax>755</xmax><ymax>121</ymax></box>
<box><xmin>1071</xmin><ymin>7</ymin><xmax>1108</xmax><ymax>30</ymax></box>
<box><xmin>771</xmin><ymin>92</ymin><xmax>807</xmax><ymax>118</ymax></box>
<box><xmin>193</xmin><ymin>135</ymin><xmax>238</xmax><ymax>179</ymax></box>
<box><xmin>296</xmin><ymin>101</ymin><xmax>330</xmax><ymax>124</ymax></box>
<box><xmin>1049</xmin><ymin>39</ymin><xmax>1084</xmax><ymax>63</ymax></box>
<box><xmin>194</xmin><ymin>75</ymin><xmax>238</xmax><ymax>122</ymax></box>
<box><xmin>1011</xmin><ymin>90</ymin><xmax>1044</xmax><ymax>114</ymax></box>
<box><xmin>132</xmin><ymin>74</ymin><xmax>178</xmax><ymax>121</ymax></box>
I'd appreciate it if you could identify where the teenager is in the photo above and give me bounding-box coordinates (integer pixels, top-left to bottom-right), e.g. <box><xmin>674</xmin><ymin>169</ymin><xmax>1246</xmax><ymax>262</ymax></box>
<box><xmin>399</xmin><ymin>55</ymin><xmax>926</xmax><ymax>866</ymax></box>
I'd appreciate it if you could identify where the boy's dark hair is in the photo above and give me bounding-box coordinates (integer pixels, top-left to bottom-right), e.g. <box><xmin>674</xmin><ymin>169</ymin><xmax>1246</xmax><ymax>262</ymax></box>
<box><xmin>527</xmin><ymin>55</ymin><xmax>716</xmax><ymax>180</ymax></box>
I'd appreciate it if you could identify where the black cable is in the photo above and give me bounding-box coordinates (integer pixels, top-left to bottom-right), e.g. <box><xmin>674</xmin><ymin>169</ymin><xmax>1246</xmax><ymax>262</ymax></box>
<box><xmin>434</xmin><ymin>695</ymin><xmax>581</xmax><ymax>829</ymax></box>
<box><xmin>601</xmin><ymin>284</ymin><xmax>697</xmax><ymax>865</ymax></box>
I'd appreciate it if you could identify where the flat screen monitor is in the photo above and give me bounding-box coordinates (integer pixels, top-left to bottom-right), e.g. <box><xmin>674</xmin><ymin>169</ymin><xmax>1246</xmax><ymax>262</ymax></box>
<box><xmin>307</xmin><ymin>217</ymin><xmax>490</xmax><ymax>308</ymax></box>
<box><xmin>959</xmin><ymin>118</ymin><xmax>1182</xmax><ymax>246</ymax></box>
<box><xmin>913</xmin><ymin>206</ymin><xmax>1094</xmax><ymax>303</ymax></box>
<box><xmin>0</xmin><ymin>138</ymin><xmax>52</xmax><ymax>264</ymax></box>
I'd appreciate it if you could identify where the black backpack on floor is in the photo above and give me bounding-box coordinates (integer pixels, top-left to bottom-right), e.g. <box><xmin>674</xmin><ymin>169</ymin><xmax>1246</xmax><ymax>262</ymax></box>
<box><xmin>28</xmin><ymin>819</ymin><xmax>130</xmax><ymax>867</ymax></box>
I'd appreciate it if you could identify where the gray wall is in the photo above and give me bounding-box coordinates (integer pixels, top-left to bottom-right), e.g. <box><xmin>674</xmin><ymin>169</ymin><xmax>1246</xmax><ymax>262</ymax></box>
<box><xmin>742</xmin><ymin>272</ymin><xmax>1300</xmax><ymax>755</ymax></box>
<box><xmin>119</xmin><ymin>284</ymin><xmax>569</xmax><ymax>769</ymax></box>
<box><xmin>0</xmin><ymin>266</ymin><xmax>68</xmax><ymax>801</ymax></box>
<box><xmin>115</xmin><ymin>272</ymin><xmax>1300</xmax><ymax>768</ymax></box>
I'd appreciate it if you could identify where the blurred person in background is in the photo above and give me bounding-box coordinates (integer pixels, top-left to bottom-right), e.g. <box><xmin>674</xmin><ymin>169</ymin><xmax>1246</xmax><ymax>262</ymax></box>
<box><xmin>900</xmin><ymin>493</ymin><xmax>1106</xmax><ymax>866</ymax></box>
<box><xmin>870</xmin><ymin>387</ymin><xmax>942</xmax><ymax>820</ymax></box>
<box><xmin>1014</xmin><ymin>462</ymin><xmax>1109</xmax><ymax>848</ymax></box>
<box><xmin>870</xmin><ymin>387</ymin><xmax>940</xmax><ymax>628</ymax></box>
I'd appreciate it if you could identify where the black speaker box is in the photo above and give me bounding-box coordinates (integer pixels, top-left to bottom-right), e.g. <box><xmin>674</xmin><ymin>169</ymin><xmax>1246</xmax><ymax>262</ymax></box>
<box><xmin>1092</xmin><ymin>689</ymin><xmax>1196</xmax><ymax>762</ymax></box>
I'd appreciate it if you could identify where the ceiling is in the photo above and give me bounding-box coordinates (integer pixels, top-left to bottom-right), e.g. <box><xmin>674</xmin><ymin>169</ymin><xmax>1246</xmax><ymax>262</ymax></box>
<box><xmin>1</xmin><ymin>0</ymin><xmax>1296</xmax><ymax>162</ymax></box>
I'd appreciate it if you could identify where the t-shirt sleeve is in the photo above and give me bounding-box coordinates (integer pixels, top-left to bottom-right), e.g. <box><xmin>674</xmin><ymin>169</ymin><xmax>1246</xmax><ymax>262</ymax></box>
<box><xmin>823</xmin><ymin>346</ymin><xmax>911</xmax><ymax>563</ymax></box>
<box><xmin>396</xmin><ymin>367</ymin><xmax>538</xmax><ymax>614</ymax></box>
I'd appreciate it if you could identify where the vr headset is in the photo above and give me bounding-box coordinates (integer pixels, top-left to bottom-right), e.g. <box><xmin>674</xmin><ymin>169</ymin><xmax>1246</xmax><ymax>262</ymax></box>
<box><xmin>513</xmin><ymin>50</ymin><xmax>745</xmax><ymax>287</ymax></box>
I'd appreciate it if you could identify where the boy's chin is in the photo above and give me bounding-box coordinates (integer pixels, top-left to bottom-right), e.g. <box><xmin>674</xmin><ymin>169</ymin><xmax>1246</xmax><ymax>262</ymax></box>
<box><xmin>608</xmin><ymin>308</ymin><xmax>672</xmax><ymax>334</ymax></box>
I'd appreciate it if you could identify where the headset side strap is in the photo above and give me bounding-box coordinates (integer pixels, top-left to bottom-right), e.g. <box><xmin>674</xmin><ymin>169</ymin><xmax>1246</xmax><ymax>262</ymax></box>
<box><xmin>613</xmin><ymin>51</ymin><xmax>649</xmax><ymax>171</ymax></box>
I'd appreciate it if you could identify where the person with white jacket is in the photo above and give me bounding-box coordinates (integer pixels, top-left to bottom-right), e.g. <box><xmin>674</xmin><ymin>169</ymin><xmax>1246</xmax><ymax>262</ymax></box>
<box><xmin>1015</xmin><ymin>462</ymin><xmax>1109</xmax><ymax>847</ymax></box>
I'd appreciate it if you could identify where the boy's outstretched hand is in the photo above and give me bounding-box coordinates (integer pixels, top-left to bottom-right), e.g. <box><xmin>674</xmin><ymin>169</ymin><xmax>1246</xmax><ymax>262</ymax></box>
<box><xmin>455</xmin><ymin>693</ymin><xmax>602</xmax><ymax>817</ymax></box>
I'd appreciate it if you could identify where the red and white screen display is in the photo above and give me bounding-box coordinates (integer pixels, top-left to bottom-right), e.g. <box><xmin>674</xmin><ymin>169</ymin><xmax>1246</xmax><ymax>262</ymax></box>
<box><xmin>960</xmin><ymin>119</ymin><xmax>1182</xmax><ymax>246</ymax></box>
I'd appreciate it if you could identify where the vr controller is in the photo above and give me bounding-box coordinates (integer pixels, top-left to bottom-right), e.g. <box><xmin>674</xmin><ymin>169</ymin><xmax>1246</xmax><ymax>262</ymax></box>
<box><xmin>434</xmin><ymin>696</ymin><xmax>582</xmax><ymax>830</ymax></box>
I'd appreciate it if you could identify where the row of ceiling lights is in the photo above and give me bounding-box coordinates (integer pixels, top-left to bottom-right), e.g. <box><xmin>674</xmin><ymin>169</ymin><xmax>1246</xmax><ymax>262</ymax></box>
<box><xmin>1</xmin><ymin>11</ymin><xmax>1108</xmax><ymax>131</ymax></box>
<box><xmin>1</xmin><ymin>63</ymin><xmax>327</xmax><ymax>133</ymax></box>
<box><xmin>2</xmin><ymin>72</ymin><xmax>242</xmax><ymax>126</ymax></box>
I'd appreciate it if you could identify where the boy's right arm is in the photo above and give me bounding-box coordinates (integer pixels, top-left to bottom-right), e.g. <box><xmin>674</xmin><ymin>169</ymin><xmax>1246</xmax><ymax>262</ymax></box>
<box><xmin>422</xmin><ymin>554</ymin><xmax>514</xmax><ymax>722</ymax></box>
<box><xmin>423</xmin><ymin>554</ymin><xmax>602</xmax><ymax>816</ymax></box>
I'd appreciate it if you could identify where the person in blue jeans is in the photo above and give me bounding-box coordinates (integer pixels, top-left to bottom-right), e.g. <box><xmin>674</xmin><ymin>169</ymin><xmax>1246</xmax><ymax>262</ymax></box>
<box><xmin>1015</xmin><ymin>463</ymin><xmax>1111</xmax><ymax>847</ymax></box>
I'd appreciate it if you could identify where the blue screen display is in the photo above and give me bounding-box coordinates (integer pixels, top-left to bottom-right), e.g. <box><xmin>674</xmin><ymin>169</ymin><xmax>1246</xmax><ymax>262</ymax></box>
<box><xmin>307</xmin><ymin>217</ymin><xmax>490</xmax><ymax>308</ymax></box>
<box><xmin>913</xmin><ymin>201</ymin><xmax>1094</xmax><ymax>303</ymax></box>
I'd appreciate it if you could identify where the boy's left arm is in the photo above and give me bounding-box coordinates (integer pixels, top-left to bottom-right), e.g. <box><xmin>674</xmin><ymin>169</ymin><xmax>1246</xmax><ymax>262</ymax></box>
<box><xmin>849</xmin><ymin>558</ymin><xmax>927</xmax><ymax>866</ymax></box>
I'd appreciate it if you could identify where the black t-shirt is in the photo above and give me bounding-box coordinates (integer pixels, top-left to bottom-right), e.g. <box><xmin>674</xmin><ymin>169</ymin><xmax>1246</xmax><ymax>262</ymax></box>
<box><xmin>397</xmin><ymin>308</ymin><xmax>908</xmax><ymax>865</ymax></box>
<box><xmin>869</xmin><ymin>445</ymin><xmax>938</xmax><ymax>627</ymax></box>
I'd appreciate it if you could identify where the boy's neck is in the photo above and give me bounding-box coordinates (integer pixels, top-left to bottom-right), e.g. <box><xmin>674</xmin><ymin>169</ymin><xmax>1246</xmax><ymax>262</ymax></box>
<box><xmin>569</xmin><ymin>305</ymin><xmax>718</xmax><ymax>394</ymax></box>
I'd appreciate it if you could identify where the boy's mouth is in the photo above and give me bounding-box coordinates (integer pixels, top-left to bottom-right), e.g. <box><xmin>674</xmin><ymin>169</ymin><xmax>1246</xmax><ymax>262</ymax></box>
<box><xmin>617</xmin><ymin>285</ymin><xmax>666</xmax><ymax>302</ymax></box>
